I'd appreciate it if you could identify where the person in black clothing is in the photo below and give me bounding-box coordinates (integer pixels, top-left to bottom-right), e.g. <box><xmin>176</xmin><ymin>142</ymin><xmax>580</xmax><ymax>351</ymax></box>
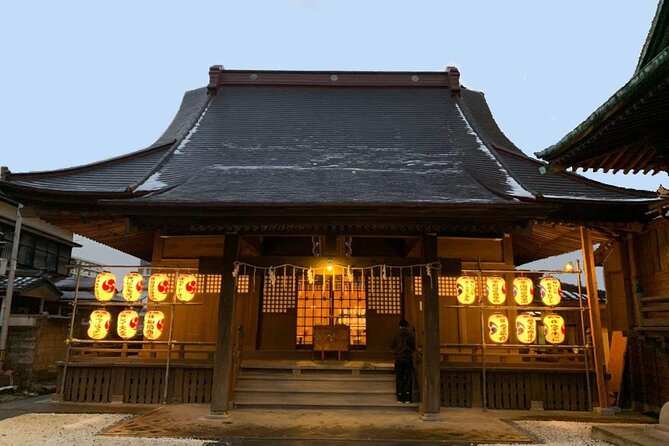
<box><xmin>391</xmin><ymin>319</ymin><xmax>416</xmax><ymax>403</ymax></box>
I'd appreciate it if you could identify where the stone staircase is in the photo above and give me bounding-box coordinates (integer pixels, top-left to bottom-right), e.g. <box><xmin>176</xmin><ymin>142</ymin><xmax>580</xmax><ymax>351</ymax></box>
<box><xmin>233</xmin><ymin>360</ymin><xmax>418</xmax><ymax>411</ymax></box>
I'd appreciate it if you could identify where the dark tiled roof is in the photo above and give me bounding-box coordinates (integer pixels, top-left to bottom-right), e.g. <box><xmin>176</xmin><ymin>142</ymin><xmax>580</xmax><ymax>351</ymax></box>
<box><xmin>132</xmin><ymin>86</ymin><xmax>528</xmax><ymax>204</ymax></box>
<box><xmin>496</xmin><ymin>150</ymin><xmax>655</xmax><ymax>201</ymax></box>
<box><xmin>0</xmin><ymin>271</ymin><xmax>62</xmax><ymax>298</ymax></box>
<box><xmin>3</xmin><ymin>87</ymin><xmax>209</xmax><ymax>194</ymax></box>
<box><xmin>0</xmin><ymin>71</ymin><xmax>655</xmax><ymax>206</ymax></box>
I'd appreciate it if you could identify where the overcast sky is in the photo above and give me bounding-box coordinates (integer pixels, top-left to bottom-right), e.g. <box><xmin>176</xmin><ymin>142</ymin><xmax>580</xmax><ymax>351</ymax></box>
<box><xmin>1</xmin><ymin>1</ymin><xmax>664</xmax><ymax>275</ymax></box>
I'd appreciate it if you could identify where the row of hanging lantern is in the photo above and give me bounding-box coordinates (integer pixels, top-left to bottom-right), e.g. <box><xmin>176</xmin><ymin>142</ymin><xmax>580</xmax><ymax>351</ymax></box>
<box><xmin>488</xmin><ymin>312</ymin><xmax>565</xmax><ymax>344</ymax></box>
<box><xmin>94</xmin><ymin>272</ymin><xmax>198</xmax><ymax>302</ymax></box>
<box><xmin>456</xmin><ymin>276</ymin><xmax>562</xmax><ymax>307</ymax></box>
<box><xmin>87</xmin><ymin>309</ymin><xmax>166</xmax><ymax>341</ymax></box>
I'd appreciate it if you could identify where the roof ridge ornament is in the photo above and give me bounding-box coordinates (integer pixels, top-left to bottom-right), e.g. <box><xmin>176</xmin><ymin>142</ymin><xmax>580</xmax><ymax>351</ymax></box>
<box><xmin>208</xmin><ymin>65</ymin><xmax>225</xmax><ymax>95</ymax></box>
<box><xmin>446</xmin><ymin>66</ymin><xmax>461</xmax><ymax>97</ymax></box>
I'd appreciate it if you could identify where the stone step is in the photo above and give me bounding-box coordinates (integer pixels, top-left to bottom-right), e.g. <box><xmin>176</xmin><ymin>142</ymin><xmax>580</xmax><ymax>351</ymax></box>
<box><xmin>235</xmin><ymin>382</ymin><xmax>394</xmax><ymax>393</ymax></box>
<box><xmin>233</xmin><ymin>392</ymin><xmax>417</xmax><ymax>411</ymax></box>
<box><xmin>238</xmin><ymin>372</ymin><xmax>394</xmax><ymax>382</ymax></box>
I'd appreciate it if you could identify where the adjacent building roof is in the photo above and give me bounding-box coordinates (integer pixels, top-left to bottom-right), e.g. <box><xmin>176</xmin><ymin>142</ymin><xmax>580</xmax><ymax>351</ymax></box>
<box><xmin>537</xmin><ymin>0</ymin><xmax>669</xmax><ymax>174</ymax></box>
<box><xmin>0</xmin><ymin>68</ymin><xmax>654</xmax><ymax>208</ymax></box>
<box><xmin>0</xmin><ymin>271</ymin><xmax>63</xmax><ymax>301</ymax></box>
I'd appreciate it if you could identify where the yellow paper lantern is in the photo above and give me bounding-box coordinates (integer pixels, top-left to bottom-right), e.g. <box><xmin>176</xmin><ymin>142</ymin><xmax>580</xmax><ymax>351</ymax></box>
<box><xmin>148</xmin><ymin>273</ymin><xmax>171</xmax><ymax>302</ymax></box>
<box><xmin>488</xmin><ymin>313</ymin><xmax>509</xmax><ymax>343</ymax></box>
<box><xmin>176</xmin><ymin>274</ymin><xmax>197</xmax><ymax>302</ymax></box>
<box><xmin>94</xmin><ymin>272</ymin><xmax>117</xmax><ymax>302</ymax></box>
<box><xmin>540</xmin><ymin>276</ymin><xmax>562</xmax><ymax>306</ymax></box>
<box><xmin>515</xmin><ymin>313</ymin><xmax>537</xmax><ymax>344</ymax></box>
<box><xmin>87</xmin><ymin>309</ymin><xmax>111</xmax><ymax>340</ymax></box>
<box><xmin>143</xmin><ymin>310</ymin><xmax>166</xmax><ymax>340</ymax></box>
<box><xmin>485</xmin><ymin>277</ymin><xmax>507</xmax><ymax>305</ymax></box>
<box><xmin>543</xmin><ymin>314</ymin><xmax>565</xmax><ymax>344</ymax></box>
<box><xmin>456</xmin><ymin>276</ymin><xmax>477</xmax><ymax>305</ymax></box>
<box><xmin>513</xmin><ymin>277</ymin><xmax>534</xmax><ymax>306</ymax></box>
<box><xmin>117</xmin><ymin>309</ymin><xmax>140</xmax><ymax>339</ymax></box>
<box><xmin>122</xmin><ymin>272</ymin><xmax>144</xmax><ymax>302</ymax></box>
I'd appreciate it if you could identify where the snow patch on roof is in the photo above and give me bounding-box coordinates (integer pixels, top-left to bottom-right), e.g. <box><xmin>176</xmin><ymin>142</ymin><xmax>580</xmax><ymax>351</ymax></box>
<box><xmin>173</xmin><ymin>103</ymin><xmax>211</xmax><ymax>155</ymax></box>
<box><xmin>454</xmin><ymin>104</ymin><xmax>534</xmax><ymax>199</ymax></box>
<box><xmin>136</xmin><ymin>172</ymin><xmax>167</xmax><ymax>192</ymax></box>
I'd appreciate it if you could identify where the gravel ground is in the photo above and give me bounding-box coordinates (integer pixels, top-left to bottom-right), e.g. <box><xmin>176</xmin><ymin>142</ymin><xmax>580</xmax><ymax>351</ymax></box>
<box><xmin>484</xmin><ymin>420</ymin><xmax>642</xmax><ymax>446</ymax></box>
<box><xmin>0</xmin><ymin>414</ymin><xmax>204</xmax><ymax>446</ymax></box>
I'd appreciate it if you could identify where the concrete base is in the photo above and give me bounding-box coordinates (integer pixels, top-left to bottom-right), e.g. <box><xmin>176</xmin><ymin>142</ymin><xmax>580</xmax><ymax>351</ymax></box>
<box><xmin>419</xmin><ymin>413</ymin><xmax>441</xmax><ymax>422</ymax></box>
<box><xmin>530</xmin><ymin>400</ymin><xmax>544</xmax><ymax>411</ymax></box>
<box><xmin>592</xmin><ymin>425</ymin><xmax>669</xmax><ymax>446</ymax></box>
<box><xmin>593</xmin><ymin>406</ymin><xmax>617</xmax><ymax>416</ymax></box>
<box><xmin>207</xmin><ymin>411</ymin><xmax>233</xmax><ymax>423</ymax></box>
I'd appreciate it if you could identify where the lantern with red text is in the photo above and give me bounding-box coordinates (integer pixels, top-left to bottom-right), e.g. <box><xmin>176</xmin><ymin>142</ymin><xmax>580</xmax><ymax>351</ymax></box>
<box><xmin>515</xmin><ymin>313</ymin><xmax>537</xmax><ymax>344</ymax></box>
<box><xmin>94</xmin><ymin>272</ymin><xmax>117</xmax><ymax>302</ymax></box>
<box><xmin>488</xmin><ymin>313</ymin><xmax>509</xmax><ymax>343</ymax></box>
<box><xmin>176</xmin><ymin>274</ymin><xmax>197</xmax><ymax>302</ymax></box>
<box><xmin>148</xmin><ymin>273</ymin><xmax>170</xmax><ymax>302</ymax></box>
<box><xmin>542</xmin><ymin>314</ymin><xmax>565</xmax><ymax>344</ymax></box>
<box><xmin>122</xmin><ymin>272</ymin><xmax>144</xmax><ymax>302</ymax></box>
<box><xmin>117</xmin><ymin>310</ymin><xmax>140</xmax><ymax>339</ymax></box>
<box><xmin>87</xmin><ymin>310</ymin><xmax>111</xmax><ymax>340</ymax></box>
<box><xmin>513</xmin><ymin>277</ymin><xmax>534</xmax><ymax>306</ymax></box>
<box><xmin>456</xmin><ymin>276</ymin><xmax>477</xmax><ymax>305</ymax></box>
<box><xmin>143</xmin><ymin>310</ymin><xmax>166</xmax><ymax>340</ymax></box>
<box><xmin>485</xmin><ymin>277</ymin><xmax>507</xmax><ymax>305</ymax></box>
<box><xmin>540</xmin><ymin>277</ymin><xmax>562</xmax><ymax>306</ymax></box>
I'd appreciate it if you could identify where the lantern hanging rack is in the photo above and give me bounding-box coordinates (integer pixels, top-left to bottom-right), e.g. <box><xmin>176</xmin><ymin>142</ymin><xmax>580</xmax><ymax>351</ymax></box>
<box><xmin>71</xmin><ymin>301</ymin><xmax>204</xmax><ymax>307</ymax></box>
<box><xmin>439</xmin><ymin>304</ymin><xmax>588</xmax><ymax>311</ymax></box>
<box><xmin>440</xmin><ymin>343</ymin><xmax>591</xmax><ymax>350</ymax></box>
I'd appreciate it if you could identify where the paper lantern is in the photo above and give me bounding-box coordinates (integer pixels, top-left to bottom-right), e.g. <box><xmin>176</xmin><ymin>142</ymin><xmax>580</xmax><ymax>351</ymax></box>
<box><xmin>515</xmin><ymin>313</ymin><xmax>537</xmax><ymax>344</ymax></box>
<box><xmin>94</xmin><ymin>272</ymin><xmax>117</xmax><ymax>302</ymax></box>
<box><xmin>176</xmin><ymin>274</ymin><xmax>197</xmax><ymax>302</ymax></box>
<box><xmin>543</xmin><ymin>314</ymin><xmax>565</xmax><ymax>344</ymax></box>
<box><xmin>148</xmin><ymin>273</ymin><xmax>170</xmax><ymax>302</ymax></box>
<box><xmin>513</xmin><ymin>277</ymin><xmax>534</xmax><ymax>306</ymax></box>
<box><xmin>87</xmin><ymin>310</ymin><xmax>111</xmax><ymax>340</ymax></box>
<box><xmin>456</xmin><ymin>276</ymin><xmax>477</xmax><ymax>305</ymax></box>
<box><xmin>540</xmin><ymin>276</ymin><xmax>562</xmax><ymax>306</ymax></box>
<box><xmin>122</xmin><ymin>272</ymin><xmax>144</xmax><ymax>302</ymax></box>
<box><xmin>485</xmin><ymin>277</ymin><xmax>507</xmax><ymax>305</ymax></box>
<box><xmin>117</xmin><ymin>309</ymin><xmax>140</xmax><ymax>339</ymax></box>
<box><xmin>143</xmin><ymin>310</ymin><xmax>166</xmax><ymax>340</ymax></box>
<box><xmin>488</xmin><ymin>313</ymin><xmax>509</xmax><ymax>343</ymax></box>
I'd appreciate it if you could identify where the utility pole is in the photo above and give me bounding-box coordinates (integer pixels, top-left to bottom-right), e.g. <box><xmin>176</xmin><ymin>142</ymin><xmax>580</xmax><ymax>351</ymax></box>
<box><xmin>0</xmin><ymin>203</ymin><xmax>22</xmax><ymax>369</ymax></box>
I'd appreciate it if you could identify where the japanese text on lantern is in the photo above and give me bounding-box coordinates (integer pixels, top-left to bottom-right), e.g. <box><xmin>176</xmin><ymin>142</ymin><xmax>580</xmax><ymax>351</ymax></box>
<box><xmin>485</xmin><ymin>277</ymin><xmax>507</xmax><ymax>305</ymax></box>
<box><xmin>149</xmin><ymin>273</ymin><xmax>170</xmax><ymax>302</ymax></box>
<box><xmin>456</xmin><ymin>276</ymin><xmax>477</xmax><ymax>305</ymax></box>
<box><xmin>488</xmin><ymin>313</ymin><xmax>509</xmax><ymax>343</ymax></box>
<box><xmin>122</xmin><ymin>272</ymin><xmax>144</xmax><ymax>302</ymax></box>
<box><xmin>540</xmin><ymin>276</ymin><xmax>562</xmax><ymax>306</ymax></box>
<box><xmin>94</xmin><ymin>272</ymin><xmax>116</xmax><ymax>302</ymax></box>
<box><xmin>543</xmin><ymin>314</ymin><xmax>565</xmax><ymax>344</ymax></box>
<box><xmin>87</xmin><ymin>310</ymin><xmax>111</xmax><ymax>340</ymax></box>
<box><xmin>176</xmin><ymin>274</ymin><xmax>197</xmax><ymax>302</ymax></box>
<box><xmin>143</xmin><ymin>310</ymin><xmax>165</xmax><ymax>340</ymax></box>
<box><xmin>117</xmin><ymin>310</ymin><xmax>139</xmax><ymax>339</ymax></box>
<box><xmin>516</xmin><ymin>313</ymin><xmax>536</xmax><ymax>344</ymax></box>
<box><xmin>513</xmin><ymin>277</ymin><xmax>534</xmax><ymax>306</ymax></box>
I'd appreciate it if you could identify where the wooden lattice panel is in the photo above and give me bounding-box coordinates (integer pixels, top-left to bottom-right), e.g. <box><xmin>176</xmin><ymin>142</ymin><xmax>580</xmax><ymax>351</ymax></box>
<box><xmin>413</xmin><ymin>276</ymin><xmax>458</xmax><ymax>297</ymax></box>
<box><xmin>236</xmin><ymin>275</ymin><xmax>250</xmax><ymax>294</ymax></box>
<box><xmin>262</xmin><ymin>275</ymin><xmax>296</xmax><ymax>313</ymax></box>
<box><xmin>367</xmin><ymin>276</ymin><xmax>401</xmax><ymax>315</ymax></box>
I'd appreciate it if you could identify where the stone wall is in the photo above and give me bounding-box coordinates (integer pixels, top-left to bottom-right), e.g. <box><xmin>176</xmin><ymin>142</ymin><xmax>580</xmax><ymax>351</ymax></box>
<box><xmin>4</xmin><ymin>316</ymin><xmax>68</xmax><ymax>384</ymax></box>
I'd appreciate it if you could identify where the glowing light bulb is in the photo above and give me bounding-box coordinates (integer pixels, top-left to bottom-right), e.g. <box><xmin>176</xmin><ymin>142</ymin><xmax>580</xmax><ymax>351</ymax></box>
<box><xmin>564</xmin><ymin>261</ymin><xmax>575</xmax><ymax>273</ymax></box>
<box><xmin>326</xmin><ymin>258</ymin><xmax>334</xmax><ymax>272</ymax></box>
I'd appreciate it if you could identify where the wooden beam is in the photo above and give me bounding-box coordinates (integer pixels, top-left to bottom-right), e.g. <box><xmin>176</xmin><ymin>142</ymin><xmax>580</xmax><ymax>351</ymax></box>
<box><xmin>421</xmin><ymin>234</ymin><xmax>441</xmax><ymax>417</ymax></box>
<box><xmin>580</xmin><ymin>227</ymin><xmax>609</xmax><ymax>409</ymax></box>
<box><xmin>210</xmin><ymin>234</ymin><xmax>240</xmax><ymax>415</ymax></box>
<box><xmin>238</xmin><ymin>256</ymin><xmax>428</xmax><ymax>268</ymax></box>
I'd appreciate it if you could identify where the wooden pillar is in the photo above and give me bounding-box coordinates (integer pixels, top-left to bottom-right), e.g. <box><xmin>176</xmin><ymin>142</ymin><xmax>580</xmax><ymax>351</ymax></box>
<box><xmin>421</xmin><ymin>234</ymin><xmax>441</xmax><ymax>417</ymax></box>
<box><xmin>210</xmin><ymin>234</ymin><xmax>240</xmax><ymax>415</ymax></box>
<box><xmin>580</xmin><ymin>227</ymin><xmax>609</xmax><ymax>409</ymax></box>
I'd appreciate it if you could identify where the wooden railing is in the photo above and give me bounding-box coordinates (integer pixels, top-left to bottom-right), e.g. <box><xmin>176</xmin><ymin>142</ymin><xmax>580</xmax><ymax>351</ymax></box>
<box><xmin>439</xmin><ymin>344</ymin><xmax>592</xmax><ymax>370</ymax></box>
<box><xmin>67</xmin><ymin>340</ymin><xmax>216</xmax><ymax>363</ymax></box>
